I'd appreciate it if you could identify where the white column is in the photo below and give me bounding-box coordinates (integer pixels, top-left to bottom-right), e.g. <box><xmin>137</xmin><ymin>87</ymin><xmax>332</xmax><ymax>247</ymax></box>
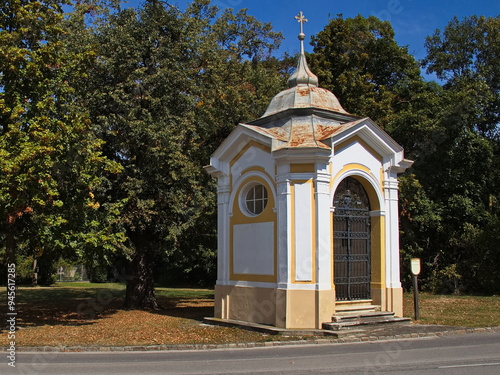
<box><xmin>315</xmin><ymin>164</ymin><xmax>332</xmax><ymax>289</ymax></box>
<box><xmin>216</xmin><ymin>176</ymin><xmax>231</xmax><ymax>285</ymax></box>
<box><xmin>276</xmin><ymin>165</ymin><xmax>291</xmax><ymax>289</ymax></box>
<box><xmin>384</xmin><ymin>176</ymin><xmax>401</xmax><ymax>288</ymax></box>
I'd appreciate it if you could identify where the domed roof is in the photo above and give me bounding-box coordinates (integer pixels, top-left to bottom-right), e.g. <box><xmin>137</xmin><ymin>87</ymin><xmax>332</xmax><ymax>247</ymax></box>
<box><xmin>261</xmin><ymin>14</ymin><xmax>348</xmax><ymax>118</ymax></box>
<box><xmin>262</xmin><ymin>77</ymin><xmax>348</xmax><ymax>117</ymax></box>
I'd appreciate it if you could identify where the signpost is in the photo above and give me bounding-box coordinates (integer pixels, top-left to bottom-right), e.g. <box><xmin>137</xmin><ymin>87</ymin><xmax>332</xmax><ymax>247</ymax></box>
<box><xmin>410</xmin><ymin>258</ymin><xmax>421</xmax><ymax>320</ymax></box>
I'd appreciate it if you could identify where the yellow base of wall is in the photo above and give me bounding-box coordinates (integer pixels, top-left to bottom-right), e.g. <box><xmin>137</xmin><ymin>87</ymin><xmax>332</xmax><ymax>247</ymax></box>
<box><xmin>214</xmin><ymin>285</ymin><xmax>277</xmax><ymax>325</ymax></box>
<box><xmin>277</xmin><ymin>288</ymin><xmax>335</xmax><ymax>329</ymax></box>
<box><xmin>214</xmin><ymin>284</ymin><xmax>403</xmax><ymax>328</ymax></box>
<box><xmin>385</xmin><ymin>287</ymin><xmax>404</xmax><ymax>317</ymax></box>
<box><xmin>215</xmin><ymin>285</ymin><xmax>335</xmax><ymax>329</ymax></box>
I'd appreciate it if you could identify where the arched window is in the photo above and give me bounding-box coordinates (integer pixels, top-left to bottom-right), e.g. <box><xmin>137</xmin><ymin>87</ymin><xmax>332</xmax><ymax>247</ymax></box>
<box><xmin>334</xmin><ymin>177</ymin><xmax>370</xmax><ymax>210</ymax></box>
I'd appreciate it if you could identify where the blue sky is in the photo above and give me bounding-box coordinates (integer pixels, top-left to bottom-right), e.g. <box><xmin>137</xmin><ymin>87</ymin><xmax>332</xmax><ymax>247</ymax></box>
<box><xmin>124</xmin><ymin>0</ymin><xmax>499</xmax><ymax>78</ymax></box>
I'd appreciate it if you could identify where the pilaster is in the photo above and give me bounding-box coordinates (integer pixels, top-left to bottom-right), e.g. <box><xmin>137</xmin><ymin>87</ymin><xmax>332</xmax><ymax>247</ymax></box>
<box><xmin>216</xmin><ymin>176</ymin><xmax>231</xmax><ymax>285</ymax></box>
<box><xmin>383</xmin><ymin>176</ymin><xmax>401</xmax><ymax>289</ymax></box>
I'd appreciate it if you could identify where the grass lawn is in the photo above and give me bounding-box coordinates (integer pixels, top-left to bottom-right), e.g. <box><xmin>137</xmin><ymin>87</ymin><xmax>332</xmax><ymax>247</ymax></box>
<box><xmin>1</xmin><ymin>283</ymin><xmax>499</xmax><ymax>347</ymax></box>
<box><xmin>403</xmin><ymin>292</ymin><xmax>500</xmax><ymax>327</ymax></box>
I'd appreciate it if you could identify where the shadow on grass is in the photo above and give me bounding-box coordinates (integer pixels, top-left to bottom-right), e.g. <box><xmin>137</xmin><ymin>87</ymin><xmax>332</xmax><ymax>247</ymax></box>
<box><xmin>12</xmin><ymin>287</ymin><xmax>125</xmax><ymax>328</ymax></box>
<box><xmin>154</xmin><ymin>295</ymin><xmax>215</xmax><ymax>322</ymax></box>
<box><xmin>5</xmin><ymin>286</ymin><xmax>215</xmax><ymax>328</ymax></box>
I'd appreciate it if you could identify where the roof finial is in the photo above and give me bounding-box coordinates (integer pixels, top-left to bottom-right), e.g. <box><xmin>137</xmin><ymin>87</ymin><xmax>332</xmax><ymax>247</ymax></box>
<box><xmin>288</xmin><ymin>11</ymin><xmax>319</xmax><ymax>88</ymax></box>
<box><xmin>295</xmin><ymin>11</ymin><xmax>308</xmax><ymax>55</ymax></box>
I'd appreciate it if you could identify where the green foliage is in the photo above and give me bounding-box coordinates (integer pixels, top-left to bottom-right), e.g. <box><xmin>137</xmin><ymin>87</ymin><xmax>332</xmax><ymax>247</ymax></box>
<box><xmin>415</xmin><ymin>15</ymin><xmax>500</xmax><ymax>294</ymax></box>
<box><xmin>423</xmin><ymin>15</ymin><xmax>500</xmax><ymax>135</ymax></box>
<box><xmin>2</xmin><ymin>2</ymin><xmax>498</xmax><ymax>298</ymax></box>
<box><xmin>0</xmin><ymin>0</ymin><xmax>124</xmax><ymax>281</ymax></box>
<box><xmin>309</xmin><ymin>14</ymin><xmax>422</xmax><ymax>127</ymax></box>
<box><xmin>311</xmin><ymin>14</ymin><xmax>500</xmax><ymax>294</ymax></box>
<box><xmin>67</xmin><ymin>0</ymin><xmax>284</xmax><ymax>307</ymax></box>
<box><xmin>15</xmin><ymin>254</ymin><xmax>35</xmax><ymax>284</ymax></box>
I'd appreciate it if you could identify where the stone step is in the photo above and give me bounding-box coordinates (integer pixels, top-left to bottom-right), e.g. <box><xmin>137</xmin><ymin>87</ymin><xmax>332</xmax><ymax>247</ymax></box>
<box><xmin>335</xmin><ymin>304</ymin><xmax>380</xmax><ymax>314</ymax></box>
<box><xmin>334</xmin><ymin>300</ymin><xmax>380</xmax><ymax>312</ymax></box>
<box><xmin>323</xmin><ymin>311</ymin><xmax>411</xmax><ymax>331</ymax></box>
<box><xmin>332</xmin><ymin>311</ymin><xmax>395</xmax><ymax>323</ymax></box>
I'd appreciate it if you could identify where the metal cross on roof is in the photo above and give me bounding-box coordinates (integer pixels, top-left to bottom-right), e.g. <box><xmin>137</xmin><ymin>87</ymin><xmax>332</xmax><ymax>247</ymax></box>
<box><xmin>295</xmin><ymin>11</ymin><xmax>308</xmax><ymax>54</ymax></box>
<box><xmin>295</xmin><ymin>11</ymin><xmax>308</xmax><ymax>35</ymax></box>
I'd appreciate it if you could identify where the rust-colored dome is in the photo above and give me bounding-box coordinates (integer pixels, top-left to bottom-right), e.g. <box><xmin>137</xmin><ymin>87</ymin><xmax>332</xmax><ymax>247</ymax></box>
<box><xmin>261</xmin><ymin>38</ymin><xmax>348</xmax><ymax>118</ymax></box>
<box><xmin>262</xmin><ymin>82</ymin><xmax>348</xmax><ymax>117</ymax></box>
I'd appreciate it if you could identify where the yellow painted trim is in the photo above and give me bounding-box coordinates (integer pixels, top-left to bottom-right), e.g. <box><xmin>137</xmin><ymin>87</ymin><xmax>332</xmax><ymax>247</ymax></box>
<box><xmin>290</xmin><ymin>179</ymin><xmax>316</xmax><ymax>284</ymax></box>
<box><xmin>290</xmin><ymin>183</ymin><xmax>296</xmax><ymax>282</ymax></box>
<box><xmin>331</xmin><ymin>164</ymin><xmax>381</xmax><ymax>211</ymax></box>
<box><xmin>380</xmin><ymin>215</ymin><xmax>386</xmax><ymax>289</ymax></box>
<box><xmin>290</xmin><ymin>163</ymin><xmax>315</xmax><ymax>173</ymax></box>
<box><xmin>240</xmin><ymin>165</ymin><xmax>267</xmax><ymax>176</ymax></box>
<box><xmin>230</xmin><ymin>273</ymin><xmax>276</xmax><ymax>283</ymax></box>
<box><xmin>231</xmin><ymin>176</ymin><xmax>275</xmax><ymax>224</ymax></box>
<box><xmin>229</xmin><ymin>141</ymin><xmax>271</xmax><ymax>168</ymax></box>
<box><xmin>335</xmin><ymin>135</ymin><xmax>383</xmax><ymax>162</ymax></box>
<box><xmin>370</xmin><ymin>214</ymin><xmax>386</xmax><ymax>291</ymax></box>
<box><xmin>311</xmin><ymin>181</ymin><xmax>317</xmax><ymax>284</ymax></box>
<box><xmin>331</xmin><ymin>208</ymin><xmax>335</xmax><ymax>288</ymax></box>
<box><xmin>329</xmin><ymin>157</ymin><xmax>335</xmax><ymax>288</ymax></box>
<box><xmin>376</xmin><ymin>170</ymin><xmax>386</xmax><ymax>293</ymax></box>
<box><xmin>229</xmin><ymin>175</ymin><xmax>277</xmax><ymax>283</ymax></box>
<box><xmin>331</xmin><ymin>163</ymin><xmax>370</xmax><ymax>191</ymax></box>
<box><xmin>380</xmin><ymin>168</ymin><xmax>385</xmax><ymax>196</ymax></box>
<box><xmin>229</xmin><ymin>142</ymin><xmax>271</xmax><ymax>188</ymax></box>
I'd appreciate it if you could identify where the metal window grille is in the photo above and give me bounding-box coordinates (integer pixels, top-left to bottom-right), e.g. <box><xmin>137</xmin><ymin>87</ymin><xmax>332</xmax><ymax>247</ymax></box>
<box><xmin>333</xmin><ymin>177</ymin><xmax>371</xmax><ymax>301</ymax></box>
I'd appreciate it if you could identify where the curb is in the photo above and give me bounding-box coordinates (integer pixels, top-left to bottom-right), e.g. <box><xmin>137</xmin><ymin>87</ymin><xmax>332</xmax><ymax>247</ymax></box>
<box><xmin>5</xmin><ymin>326</ymin><xmax>500</xmax><ymax>353</ymax></box>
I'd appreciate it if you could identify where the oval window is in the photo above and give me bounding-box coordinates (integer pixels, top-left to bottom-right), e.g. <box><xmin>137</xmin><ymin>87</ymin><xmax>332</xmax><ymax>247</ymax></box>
<box><xmin>243</xmin><ymin>183</ymin><xmax>268</xmax><ymax>216</ymax></box>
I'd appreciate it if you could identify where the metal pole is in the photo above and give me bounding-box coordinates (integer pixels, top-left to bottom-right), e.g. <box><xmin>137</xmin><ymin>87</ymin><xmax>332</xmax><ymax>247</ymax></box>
<box><xmin>412</xmin><ymin>274</ymin><xmax>420</xmax><ymax>320</ymax></box>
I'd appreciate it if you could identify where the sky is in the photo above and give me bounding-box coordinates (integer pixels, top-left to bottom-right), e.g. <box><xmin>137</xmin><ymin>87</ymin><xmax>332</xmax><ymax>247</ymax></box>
<box><xmin>124</xmin><ymin>0</ymin><xmax>500</xmax><ymax>79</ymax></box>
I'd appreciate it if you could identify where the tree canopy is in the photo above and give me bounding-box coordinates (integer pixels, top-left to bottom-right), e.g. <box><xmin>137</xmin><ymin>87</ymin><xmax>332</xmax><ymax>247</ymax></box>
<box><xmin>66</xmin><ymin>0</ymin><xmax>285</xmax><ymax>308</ymax></box>
<box><xmin>0</xmin><ymin>0</ymin><xmax>123</xmax><ymax>284</ymax></box>
<box><xmin>310</xmin><ymin>13</ymin><xmax>500</xmax><ymax>293</ymax></box>
<box><xmin>309</xmin><ymin>14</ymin><xmax>423</xmax><ymax>127</ymax></box>
<box><xmin>1</xmin><ymin>1</ymin><xmax>499</xmax><ymax>298</ymax></box>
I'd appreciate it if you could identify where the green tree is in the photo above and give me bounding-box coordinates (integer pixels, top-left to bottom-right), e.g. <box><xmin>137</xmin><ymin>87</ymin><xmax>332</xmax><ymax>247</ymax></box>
<box><xmin>309</xmin><ymin>14</ymin><xmax>422</xmax><ymax>128</ymax></box>
<box><xmin>76</xmin><ymin>0</ymin><xmax>283</xmax><ymax>308</ymax></box>
<box><xmin>0</xmin><ymin>0</ymin><xmax>122</xmax><ymax>284</ymax></box>
<box><xmin>308</xmin><ymin>14</ymin><xmax>500</xmax><ymax>293</ymax></box>
<box><xmin>419</xmin><ymin>15</ymin><xmax>500</xmax><ymax>293</ymax></box>
<box><xmin>424</xmin><ymin>15</ymin><xmax>500</xmax><ymax>136</ymax></box>
<box><xmin>307</xmin><ymin>14</ymin><xmax>441</xmax><ymax>289</ymax></box>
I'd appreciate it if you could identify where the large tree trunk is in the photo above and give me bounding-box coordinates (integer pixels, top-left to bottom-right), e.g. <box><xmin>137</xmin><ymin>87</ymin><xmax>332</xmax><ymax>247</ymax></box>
<box><xmin>124</xmin><ymin>250</ymin><xmax>159</xmax><ymax>310</ymax></box>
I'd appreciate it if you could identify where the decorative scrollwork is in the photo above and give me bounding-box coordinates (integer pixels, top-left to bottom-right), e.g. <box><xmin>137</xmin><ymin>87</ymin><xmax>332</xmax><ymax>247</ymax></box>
<box><xmin>334</xmin><ymin>177</ymin><xmax>371</xmax><ymax>210</ymax></box>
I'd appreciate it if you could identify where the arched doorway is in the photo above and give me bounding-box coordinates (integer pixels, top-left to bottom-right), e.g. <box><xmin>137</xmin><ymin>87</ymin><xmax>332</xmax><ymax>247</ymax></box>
<box><xmin>333</xmin><ymin>177</ymin><xmax>371</xmax><ymax>301</ymax></box>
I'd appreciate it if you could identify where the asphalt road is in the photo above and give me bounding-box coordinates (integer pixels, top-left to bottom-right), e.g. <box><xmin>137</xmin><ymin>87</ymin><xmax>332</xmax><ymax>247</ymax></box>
<box><xmin>3</xmin><ymin>331</ymin><xmax>500</xmax><ymax>375</ymax></box>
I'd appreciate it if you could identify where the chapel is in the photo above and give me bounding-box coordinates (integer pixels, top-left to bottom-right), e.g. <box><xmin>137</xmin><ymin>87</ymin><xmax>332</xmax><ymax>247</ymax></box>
<box><xmin>205</xmin><ymin>12</ymin><xmax>413</xmax><ymax>329</ymax></box>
